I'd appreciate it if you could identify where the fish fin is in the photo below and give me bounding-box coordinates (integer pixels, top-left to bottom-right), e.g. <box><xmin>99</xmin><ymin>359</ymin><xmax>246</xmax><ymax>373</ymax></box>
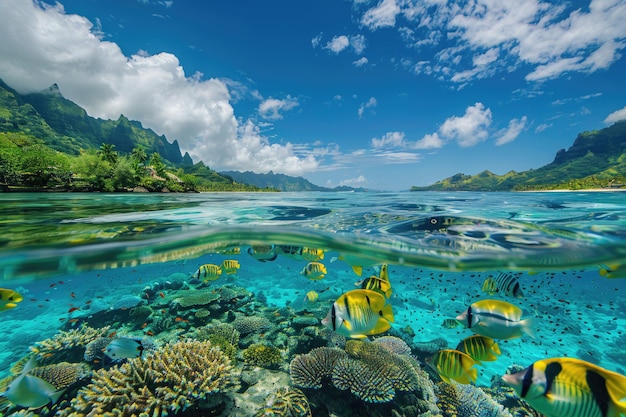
<box><xmin>492</xmin><ymin>343</ymin><xmax>501</xmax><ymax>355</ymax></box>
<box><xmin>467</xmin><ymin>367</ymin><xmax>478</xmax><ymax>383</ymax></box>
<box><xmin>481</xmin><ymin>278</ymin><xmax>493</xmax><ymax>292</ymax></box>
<box><xmin>438</xmin><ymin>373</ymin><xmax>451</xmax><ymax>384</ymax></box>
<box><xmin>521</xmin><ymin>316</ymin><xmax>537</xmax><ymax>338</ymax></box>
<box><xmin>48</xmin><ymin>389</ymin><xmax>65</xmax><ymax>405</ymax></box>
<box><xmin>351</xmin><ymin>266</ymin><xmax>363</xmax><ymax>276</ymax></box>
<box><xmin>381</xmin><ymin>302</ymin><xmax>394</xmax><ymax>323</ymax></box>
<box><xmin>342</xmin><ymin>320</ymin><xmax>353</xmax><ymax>331</ymax></box>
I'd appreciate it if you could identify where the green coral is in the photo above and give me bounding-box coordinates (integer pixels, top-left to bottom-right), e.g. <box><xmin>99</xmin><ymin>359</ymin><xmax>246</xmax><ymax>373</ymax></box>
<box><xmin>172</xmin><ymin>289</ymin><xmax>220</xmax><ymax>308</ymax></box>
<box><xmin>242</xmin><ymin>344</ymin><xmax>283</xmax><ymax>368</ymax></box>
<box><xmin>56</xmin><ymin>339</ymin><xmax>238</xmax><ymax>417</ymax></box>
<box><xmin>254</xmin><ymin>387</ymin><xmax>311</xmax><ymax>417</ymax></box>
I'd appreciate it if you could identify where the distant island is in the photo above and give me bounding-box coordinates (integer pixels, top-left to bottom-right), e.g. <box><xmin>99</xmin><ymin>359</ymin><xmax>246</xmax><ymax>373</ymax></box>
<box><xmin>411</xmin><ymin>120</ymin><xmax>626</xmax><ymax>191</ymax></box>
<box><xmin>220</xmin><ymin>170</ymin><xmax>365</xmax><ymax>192</ymax></box>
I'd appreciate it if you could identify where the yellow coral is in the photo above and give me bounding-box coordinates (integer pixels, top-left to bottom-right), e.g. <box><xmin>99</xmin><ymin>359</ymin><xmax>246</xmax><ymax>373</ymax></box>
<box><xmin>255</xmin><ymin>387</ymin><xmax>312</xmax><ymax>417</ymax></box>
<box><xmin>242</xmin><ymin>344</ymin><xmax>282</xmax><ymax>368</ymax></box>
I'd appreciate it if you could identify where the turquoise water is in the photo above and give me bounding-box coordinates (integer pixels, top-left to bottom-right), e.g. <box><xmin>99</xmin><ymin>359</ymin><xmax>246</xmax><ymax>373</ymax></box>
<box><xmin>1</xmin><ymin>191</ymin><xmax>626</xmax><ymax>416</ymax></box>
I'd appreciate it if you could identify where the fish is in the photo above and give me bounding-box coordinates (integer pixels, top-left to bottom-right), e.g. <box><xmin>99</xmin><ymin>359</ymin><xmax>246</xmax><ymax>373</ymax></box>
<box><xmin>481</xmin><ymin>272</ymin><xmax>524</xmax><ymax>298</ymax></box>
<box><xmin>456</xmin><ymin>299</ymin><xmax>536</xmax><ymax>340</ymax></box>
<box><xmin>321</xmin><ymin>289</ymin><xmax>394</xmax><ymax>339</ymax></box>
<box><xmin>303</xmin><ymin>290</ymin><xmax>319</xmax><ymax>302</ymax></box>
<box><xmin>502</xmin><ymin>357</ymin><xmax>626</xmax><ymax>417</ymax></box>
<box><xmin>3</xmin><ymin>356</ymin><xmax>65</xmax><ymax>409</ymax></box>
<box><xmin>194</xmin><ymin>263</ymin><xmax>222</xmax><ymax>281</ymax></box>
<box><xmin>455</xmin><ymin>335</ymin><xmax>501</xmax><ymax>364</ymax></box>
<box><xmin>599</xmin><ymin>263</ymin><xmax>626</xmax><ymax>279</ymax></box>
<box><xmin>357</xmin><ymin>263</ymin><xmax>392</xmax><ymax>298</ymax></box>
<box><xmin>0</xmin><ymin>288</ymin><xmax>23</xmax><ymax>312</ymax></box>
<box><xmin>442</xmin><ymin>318</ymin><xmax>462</xmax><ymax>329</ymax></box>
<box><xmin>426</xmin><ymin>349</ymin><xmax>478</xmax><ymax>384</ymax></box>
<box><xmin>247</xmin><ymin>245</ymin><xmax>278</xmax><ymax>262</ymax></box>
<box><xmin>220</xmin><ymin>259</ymin><xmax>240</xmax><ymax>275</ymax></box>
<box><xmin>301</xmin><ymin>262</ymin><xmax>327</xmax><ymax>280</ymax></box>
<box><xmin>104</xmin><ymin>337</ymin><xmax>145</xmax><ymax>362</ymax></box>
<box><xmin>301</xmin><ymin>247</ymin><xmax>325</xmax><ymax>262</ymax></box>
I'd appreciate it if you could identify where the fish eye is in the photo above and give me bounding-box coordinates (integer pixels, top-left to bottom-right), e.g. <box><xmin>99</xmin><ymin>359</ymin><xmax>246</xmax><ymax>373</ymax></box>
<box><xmin>430</xmin><ymin>218</ymin><xmax>438</xmax><ymax>225</ymax></box>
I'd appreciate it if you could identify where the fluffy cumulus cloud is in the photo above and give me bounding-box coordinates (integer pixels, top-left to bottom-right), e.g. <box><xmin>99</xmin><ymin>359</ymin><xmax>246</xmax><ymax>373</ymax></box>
<box><xmin>325</xmin><ymin>35</ymin><xmax>351</xmax><ymax>54</ymax></box>
<box><xmin>371</xmin><ymin>131</ymin><xmax>405</xmax><ymax>148</ymax></box>
<box><xmin>318</xmin><ymin>33</ymin><xmax>368</xmax><ymax>55</ymax></box>
<box><xmin>358</xmin><ymin>0</ymin><xmax>626</xmax><ymax>83</ymax></box>
<box><xmin>0</xmin><ymin>0</ymin><xmax>317</xmax><ymax>175</ymax></box>
<box><xmin>258</xmin><ymin>96</ymin><xmax>299</xmax><ymax>120</ymax></box>
<box><xmin>439</xmin><ymin>103</ymin><xmax>492</xmax><ymax>147</ymax></box>
<box><xmin>605</xmin><ymin>105</ymin><xmax>626</xmax><ymax>124</ymax></box>
<box><xmin>495</xmin><ymin>116</ymin><xmax>527</xmax><ymax>145</ymax></box>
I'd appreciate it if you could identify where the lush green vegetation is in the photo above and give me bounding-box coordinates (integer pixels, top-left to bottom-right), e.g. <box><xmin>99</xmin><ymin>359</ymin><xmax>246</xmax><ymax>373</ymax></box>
<box><xmin>411</xmin><ymin>121</ymin><xmax>626</xmax><ymax>191</ymax></box>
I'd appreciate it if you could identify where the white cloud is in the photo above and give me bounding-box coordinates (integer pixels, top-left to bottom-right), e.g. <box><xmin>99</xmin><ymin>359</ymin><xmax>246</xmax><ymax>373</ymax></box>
<box><xmin>535</xmin><ymin>122</ymin><xmax>552</xmax><ymax>133</ymax></box>
<box><xmin>371</xmin><ymin>131</ymin><xmax>405</xmax><ymax>148</ymax></box>
<box><xmin>258</xmin><ymin>96</ymin><xmax>299</xmax><ymax>120</ymax></box>
<box><xmin>340</xmin><ymin>175</ymin><xmax>368</xmax><ymax>186</ymax></box>
<box><xmin>358</xmin><ymin>97</ymin><xmax>377</xmax><ymax>118</ymax></box>
<box><xmin>311</xmin><ymin>33</ymin><xmax>323</xmax><ymax>48</ymax></box>
<box><xmin>361</xmin><ymin>0</ymin><xmax>400</xmax><ymax>30</ymax></box>
<box><xmin>495</xmin><ymin>116</ymin><xmax>527</xmax><ymax>145</ymax></box>
<box><xmin>439</xmin><ymin>103</ymin><xmax>492</xmax><ymax>147</ymax></box>
<box><xmin>0</xmin><ymin>0</ymin><xmax>317</xmax><ymax>176</ymax></box>
<box><xmin>350</xmin><ymin>35</ymin><xmax>367</xmax><ymax>54</ymax></box>
<box><xmin>605</xmin><ymin>105</ymin><xmax>626</xmax><ymax>124</ymax></box>
<box><xmin>413</xmin><ymin>132</ymin><xmax>444</xmax><ymax>149</ymax></box>
<box><xmin>353</xmin><ymin>57</ymin><xmax>369</xmax><ymax>67</ymax></box>
<box><xmin>325</xmin><ymin>35</ymin><xmax>350</xmax><ymax>53</ymax></box>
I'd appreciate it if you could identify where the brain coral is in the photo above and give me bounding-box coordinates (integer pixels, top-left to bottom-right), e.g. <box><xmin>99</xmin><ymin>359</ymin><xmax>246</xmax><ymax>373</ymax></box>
<box><xmin>254</xmin><ymin>387</ymin><xmax>312</xmax><ymax>417</ymax></box>
<box><xmin>56</xmin><ymin>339</ymin><xmax>238</xmax><ymax>417</ymax></box>
<box><xmin>289</xmin><ymin>347</ymin><xmax>347</xmax><ymax>389</ymax></box>
<box><xmin>242</xmin><ymin>344</ymin><xmax>283</xmax><ymax>368</ymax></box>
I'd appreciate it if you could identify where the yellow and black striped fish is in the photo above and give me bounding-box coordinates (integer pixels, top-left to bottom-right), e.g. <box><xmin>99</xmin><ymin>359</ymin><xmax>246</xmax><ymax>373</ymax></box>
<box><xmin>426</xmin><ymin>349</ymin><xmax>478</xmax><ymax>385</ymax></box>
<box><xmin>220</xmin><ymin>259</ymin><xmax>240</xmax><ymax>275</ymax></box>
<box><xmin>0</xmin><ymin>288</ymin><xmax>23</xmax><ymax>312</ymax></box>
<box><xmin>481</xmin><ymin>272</ymin><xmax>523</xmax><ymax>298</ymax></box>
<box><xmin>301</xmin><ymin>262</ymin><xmax>327</xmax><ymax>280</ymax></box>
<box><xmin>194</xmin><ymin>263</ymin><xmax>222</xmax><ymax>281</ymax></box>
<box><xmin>455</xmin><ymin>335</ymin><xmax>501</xmax><ymax>364</ymax></box>
<box><xmin>502</xmin><ymin>357</ymin><xmax>626</xmax><ymax>417</ymax></box>
<box><xmin>359</xmin><ymin>264</ymin><xmax>392</xmax><ymax>298</ymax></box>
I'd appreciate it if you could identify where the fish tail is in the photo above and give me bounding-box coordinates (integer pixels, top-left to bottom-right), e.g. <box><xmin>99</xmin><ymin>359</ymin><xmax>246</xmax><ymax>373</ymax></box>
<box><xmin>467</xmin><ymin>366</ymin><xmax>478</xmax><ymax>383</ymax></box>
<box><xmin>521</xmin><ymin>316</ymin><xmax>537</xmax><ymax>338</ymax></box>
<box><xmin>605</xmin><ymin>372</ymin><xmax>626</xmax><ymax>416</ymax></box>
<box><xmin>351</xmin><ymin>266</ymin><xmax>363</xmax><ymax>276</ymax></box>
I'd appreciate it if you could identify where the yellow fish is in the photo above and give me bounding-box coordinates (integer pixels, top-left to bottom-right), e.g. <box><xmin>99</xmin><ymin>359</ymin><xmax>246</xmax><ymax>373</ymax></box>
<box><xmin>442</xmin><ymin>318</ymin><xmax>462</xmax><ymax>329</ymax></box>
<box><xmin>502</xmin><ymin>357</ymin><xmax>626</xmax><ymax>417</ymax></box>
<box><xmin>0</xmin><ymin>288</ymin><xmax>23</xmax><ymax>312</ymax></box>
<box><xmin>303</xmin><ymin>290</ymin><xmax>319</xmax><ymax>303</ymax></box>
<box><xmin>456</xmin><ymin>299</ymin><xmax>535</xmax><ymax>340</ymax></box>
<box><xmin>301</xmin><ymin>262</ymin><xmax>327</xmax><ymax>280</ymax></box>
<box><xmin>357</xmin><ymin>264</ymin><xmax>392</xmax><ymax>298</ymax></box>
<box><xmin>321</xmin><ymin>289</ymin><xmax>394</xmax><ymax>339</ymax></box>
<box><xmin>455</xmin><ymin>335</ymin><xmax>501</xmax><ymax>364</ymax></box>
<box><xmin>426</xmin><ymin>349</ymin><xmax>478</xmax><ymax>384</ymax></box>
<box><xmin>481</xmin><ymin>272</ymin><xmax>523</xmax><ymax>298</ymax></box>
<box><xmin>301</xmin><ymin>247</ymin><xmax>325</xmax><ymax>262</ymax></box>
<box><xmin>599</xmin><ymin>263</ymin><xmax>626</xmax><ymax>279</ymax></box>
<box><xmin>194</xmin><ymin>263</ymin><xmax>222</xmax><ymax>281</ymax></box>
<box><xmin>221</xmin><ymin>260</ymin><xmax>240</xmax><ymax>275</ymax></box>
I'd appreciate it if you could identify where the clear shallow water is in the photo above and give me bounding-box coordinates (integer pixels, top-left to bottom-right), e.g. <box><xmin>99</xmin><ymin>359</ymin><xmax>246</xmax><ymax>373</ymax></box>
<box><xmin>1</xmin><ymin>191</ymin><xmax>626</xmax><ymax>415</ymax></box>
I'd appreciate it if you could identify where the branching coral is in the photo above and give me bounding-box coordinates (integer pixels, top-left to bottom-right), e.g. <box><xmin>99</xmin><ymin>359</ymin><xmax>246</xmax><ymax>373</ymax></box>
<box><xmin>242</xmin><ymin>344</ymin><xmax>283</xmax><ymax>368</ymax></box>
<box><xmin>30</xmin><ymin>325</ymin><xmax>112</xmax><ymax>364</ymax></box>
<box><xmin>254</xmin><ymin>387</ymin><xmax>312</xmax><ymax>417</ymax></box>
<box><xmin>289</xmin><ymin>347</ymin><xmax>347</xmax><ymax>389</ymax></box>
<box><xmin>56</xmin><ymin>339</ymin><xmax>238</xmax><ymax>417</ymax></box>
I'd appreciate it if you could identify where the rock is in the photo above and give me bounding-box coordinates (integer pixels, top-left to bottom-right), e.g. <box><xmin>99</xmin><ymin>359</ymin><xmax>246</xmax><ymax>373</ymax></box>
<box><xmin>132</xmin><ymin>186</ymin><xmax>149</xmax><ymax>192</ymax></box>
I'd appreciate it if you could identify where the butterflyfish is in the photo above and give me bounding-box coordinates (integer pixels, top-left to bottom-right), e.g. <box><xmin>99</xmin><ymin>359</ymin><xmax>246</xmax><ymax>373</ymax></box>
<box><xmin>455</xmin><ymin>335</ymin><xmax>501</xmax><ymax>364</ymax></box>
<box><xmin>220</xmin><ymin>260</ymin><xmax>240</xmax><ymax>275</ymax></box>
<box><xmin>301</xmin><ymin>262</ymin><xmax>327</xmax><ymax>280</ymax></box>
<box><xmin>481</xmin><ymin>272</ymin><xmax>523</xmax><ymax>298</ymax></box>
<box><xmin>104</xmin><ymin>337</ymin><xmax>145</xmax><ymax>362</ymax></box>
<box><xmin>0</xmin><ymin>288</ymin><xmax>23</xmax><ymax>312</ymax></box>
<box><xmin>502</xmin><ymin>357</ymin><xmax>626</xmax><ymax>417</ymax></box>
<box><xmin>303</xmin><ymin>290</ymin><xmax>319</xmax><ymax>303</ymax></box>
<box><xmin>321</xmin><ymin>289</ymin><xmax>394</xmax><ymax>339</ymax></box>
<box><xmin>194</xmin><ymin>263</ymin><xmax>222</xmax><ymax>281</ymax></box>
<box><xmin>426</xmin><ymin>349</ymin><xmax>478</xmax><ymax>385</ymax></box>
<box><xmin>599</xmin><ymin>263</ymin><xmax>626</xmax><ymax>279</ymax></box>
<box><xmin>357</xmin><ymin>263</ymin><xmax>392</xmax><ymax>298</ymax></box>
<box><xmin>456</xmin><ymin>299</ymin><xmax>536</xmax><ymax>340</ymax></box>
<box><xmin>3</xmin><ymin>356</ymin><xmax>65</xmax><ymax>409</ymax></box>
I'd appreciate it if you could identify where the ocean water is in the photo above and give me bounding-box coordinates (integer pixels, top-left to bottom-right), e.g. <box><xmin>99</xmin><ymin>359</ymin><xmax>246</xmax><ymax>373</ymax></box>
<box><xmin>1</xmin><ymin>191</ymin><xmax>626</xmax><ymax>416</ymax></box>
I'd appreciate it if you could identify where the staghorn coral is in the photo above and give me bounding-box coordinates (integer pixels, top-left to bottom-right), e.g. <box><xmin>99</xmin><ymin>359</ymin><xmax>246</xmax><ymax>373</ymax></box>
<box><xmin>254</xmin><ymin>387</ymin><xmax>312</xmax><ymax>417</ymax></box>
<box><xmin>242</xmin><ymin>344</ymin><xmax>283</xmax><ymax>368</ymax></box>
<box><xmin>171</xmin><ymin>289</ymin><xmax>220</xmax><ymax>308</ymax></box>
<box><xmin>31</xmin><ymin>325</ymin><xmax>112</xmax><ymax>364</ymax></box>
<box><xmin>232</xmin><ymin>315</ymin><xmax>272</xmax><ymax>335</ymax></box>
<box><xmin>373</xmin><ymin>336</ymin><xmax>412</xmax><ymax>355</ymax></box>
<box><xmin>290</xmin><ymin>347</ymin><xmax>347</xmax><ymax>389</ymax></box>
<box><xmin>56</xmin><ymin>339</ymin><xmax>238</xmax><ymax>417</ymax></box>
<box><xmin>436</xmin><ymin>381</ymin><xmax>514</xmax><ymax>417</ymax></box>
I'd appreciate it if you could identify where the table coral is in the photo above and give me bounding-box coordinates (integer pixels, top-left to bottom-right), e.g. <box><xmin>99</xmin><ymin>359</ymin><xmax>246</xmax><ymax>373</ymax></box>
<box><xmin>171</xmin><ymin>289</ymin><xmax>220</xmax><ymax>308</ymax></box>
<box><xmin>56</xmin><ymin>339</ymin><xmax>238</xmax><ymax>417</ymax></box>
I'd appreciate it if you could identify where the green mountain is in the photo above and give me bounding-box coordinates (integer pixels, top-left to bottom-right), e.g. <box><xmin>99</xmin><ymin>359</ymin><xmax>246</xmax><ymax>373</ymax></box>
<box><xmin>0</xmin><ymin>79</ymin><xmax>189</xmax><ymax>165</ymax></box>
<box><xmin>411</xmin><ymin>120</ymin><xmax>626</xmax><ymax>191</ymax></box>
<box><xmin>220</xmin><ymin>170</ymin><xmax>366</xmax><ymax>192</ymax></box>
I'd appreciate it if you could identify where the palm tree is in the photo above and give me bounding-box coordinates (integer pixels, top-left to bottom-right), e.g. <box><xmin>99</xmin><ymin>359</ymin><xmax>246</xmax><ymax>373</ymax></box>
<box><xmin>98</xmin><ymin>143</ymin><xmax>118</xmax><ymax>164</ymax></box>
<box><xmin>131</xmin><ymin>146</ymin><xmax>148</xmax><ymax>166</ymax></box>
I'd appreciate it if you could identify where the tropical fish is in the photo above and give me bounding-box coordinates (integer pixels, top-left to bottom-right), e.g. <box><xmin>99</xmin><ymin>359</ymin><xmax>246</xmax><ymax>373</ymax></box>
<box><xmin>321</xmin><ymin>289</ymin><xmax>394</xmax><ymax>339</ymax></box>
<box><xmin>426</xmin><ymin>349</ymin><xmax>478</xmax><ymax>384</ymax></box>
<box><xmin>194</xmin><ymin>263</ymin><xmax>222</xmax><ymax>281</ymax></box>
<box><xmin>481</xmin><ymin>272</ymin><xmax>523</xmax><ymax>298</ymax></box>
<box><xmin>357</xmin><ymin>264</ymin><xmax>392</xmax><ymax>298</ymax></box>
<box><xmin>456</xmin><ymin>299</ymin><xmax>535</xmax><ymax>340</ymax></box>
<box><xmin>303</xmin><ymin>290</ymin><xmax>319</xmax><ymax>303</ymax></box>
<box><xmin>220</xmin><ymin>259</ymin><xmax>240</xmax><ymax>275</ymax></box>
<box><xmin>276</xmin><ymin>245</ymin><xmax>325</xmax><ymax>262</ymax></box>
<box><xmin>599</xmin><ymin>263</ymin><xmax>626</xmax><ymax>279</ymax></box>
<box><xmin>455</xmin><ymin>335</ymin><xmax>501</xmax><ymax>364</ymax></box>
<box><xmin>3</xmin><ymin>356</ymin><xmax>64</xmax><ymax>409</ymax></box>
<box><xmin>502</xmin><ymin>357</ymin><xmax>626</xmax><ymax>417</ymax></box>
<box><xmin>301</xmin><ymin>262</ymin><xmax>327</xmax><ymax>280</ymax></box>
<box><xmin>247</xmin><ymin>245</ymin><xmax>278</xmax><ymax>262</ymax></box>
<box><xmin>442</xmin><ymin>318</ymin><xmax>462</xmax><ymax>329</ymax></box>
<box><xmin>104</xmin><ymin>337</ymin><xmax>145</xmax><ymax>362</ymax></box>
<box><xmin>0</xmin><ymin>288</ymin><xmax>23</xmax><ymax>312</ymax></box>
<box><xmin>336</xmin><ymin>254</ymin><xmax>380</xmax><ymax>276</ymax></box>
<box><xmin>301</xmin><ymin>247</ymin><xmax>325</xmax><ymax>262</ymax></box>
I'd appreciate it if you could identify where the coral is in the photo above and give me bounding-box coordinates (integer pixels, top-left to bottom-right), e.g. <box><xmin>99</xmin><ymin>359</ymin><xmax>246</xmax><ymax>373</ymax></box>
<box><xmin>290</xmin><ymin>347</ymin><xmax>347</xmax><ymax>389</ymax></box>
<box><xmin>129</xmin><ymin>305</ymin><xmax>153</xmax><ymax>322</ymax></box>
<box><xmin>28</xmin><ymin>362</ymin><xmax>91</xmax><ymax>391</ymax></box>
<box><xmin>195</xmin><ymin>308</ymin><xmax>211</xmax><ymax>318</ymax></box>
<box><xmin>254</xmin><ymin>387</ymin><xmax>312</xmax><ymax>417</ymax></box>
<box><xmin>232</xmin><ymin>315</ymin><xmax>272</xmax><ymax>335</ymax></box>
<box><xmin>112</xmin><ymin>295</ymin><xmax>143</xmax><ymax>310</ymax></box>
<box><xmin>436</xmin><ymin>381</ymin><xmax>514</xmax><ymax>417</ymax></box>
<box><xmin>218</xmin><ymin>285</ymin><xmax>252</xmax><ymax>303</ymax></box>
<box><xmin>193</xmin><ymin>322</ymin><xmax>241</xmax><ymax>346</ymax></box>
<box><xmin>83</xmin><ymin>336</ymin><xmax>114</xmax><ymax>362</ymax></box>
<box><xmin>242</xmin><ymin>344</ymin><xmax>283</xmax><ymax>368</ymax></box>
<box><xmin>172</xmin><ymin>289</ymin><xmax>220</xmax><ymax>308</ymax></box>
<box><xmin>373</xmin><ymin>336</ymin><xmax>412</xmax><ymax>355</ymax></box>
<box><xmin>56</xmin><ymin>339</ymin><xmax>238</xmax><ymax>417</ymax></box>
<box><xmin>332</xmin><ymin>355</ymin><xmax>397</xmax><ymax>403</ymax></box>
<box><xmin>30</xmin><ymin>325</ymin><xmax>111</xmax><ymax>364</ymax></box>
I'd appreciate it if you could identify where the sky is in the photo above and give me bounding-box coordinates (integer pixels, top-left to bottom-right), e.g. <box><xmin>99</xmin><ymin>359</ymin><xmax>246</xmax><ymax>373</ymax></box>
<box><xmin>0</xmin><ymin>0</ymin><xmax>625</xmax><ymax>190</ymax></box>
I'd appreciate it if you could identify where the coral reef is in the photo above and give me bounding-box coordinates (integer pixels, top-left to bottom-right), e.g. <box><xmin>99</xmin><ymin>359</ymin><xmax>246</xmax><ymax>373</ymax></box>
<box><xmin>372</xmin><ymin>336</ymin><xmax>412</xmax><ymax>355</ymax></box>
<box><xmin>172</xmin><ymin>289</ymin><xmax>220</xmax><ymax>308</ymax></box>
<box><xmin>27</xmin><ymin>362</ymin><xmax>91</xmax><ymax>391</ymax></box>
<box><xmin>83</xmin><ymin>336</ymin><xmax>114</xmax><ymax>362</ymax></box>
<box><xmin>290</xmin><ymin>347</ymin><xmax>347</xmax><ymax>389</ymax></box>
<box><xmin>232</xmin><ymin>315</ymin><xmax>272</xmax><ymax>335</ymax></box>
<box><xmin>30</xmin><ymin>325</ymin><xmax>112</xmax><ymax>364</ymax></box>
<box><xmin>242</xmin><ymin>344</ymin><xmax>283</xmax><ymax>368</ymax></box>
<box><xmin>56</xmin><ymin>339</ymin><xmax>238</xmax><ymax>417</ymax></box>
<box><xmin>436</xmin><ymin>381</ymin><xmax>513</xmax><ymax>417</ymax></box>
<box><xmin>254</xmin><ymin>387</ymin><xmax>312</xmax><ymax>417</ymax></box>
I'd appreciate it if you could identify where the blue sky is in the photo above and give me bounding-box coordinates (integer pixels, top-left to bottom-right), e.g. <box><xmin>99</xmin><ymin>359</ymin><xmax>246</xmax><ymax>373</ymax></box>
<box><xmin>1</xmin><ymin>0</ymin><xmax>625</xmax><ymax>190</ymax></box>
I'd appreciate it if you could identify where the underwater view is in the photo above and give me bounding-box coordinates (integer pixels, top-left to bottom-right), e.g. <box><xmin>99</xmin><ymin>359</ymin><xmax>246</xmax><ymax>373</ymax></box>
<box><xmin>1</xmin><ymin>191</ymin><xmax>626</xmax><ymax>417</ymax></box>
